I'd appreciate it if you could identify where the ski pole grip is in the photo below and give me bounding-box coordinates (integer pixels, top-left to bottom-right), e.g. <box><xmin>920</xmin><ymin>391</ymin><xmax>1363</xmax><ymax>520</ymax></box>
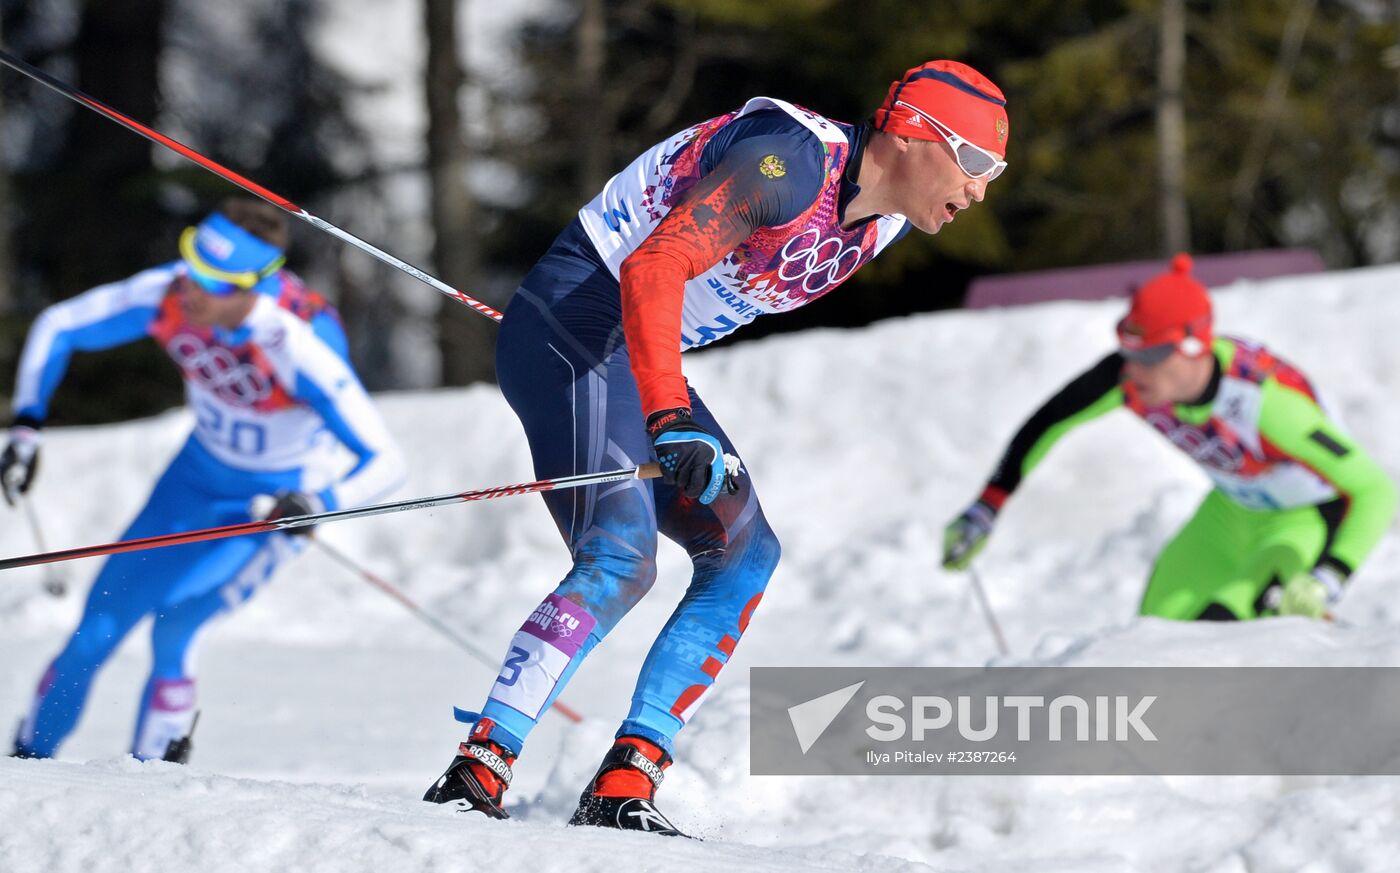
<box><xmin>637</xmin><ymin>462</ymin><xmax>663</xmax><ymax>480</ymax></box>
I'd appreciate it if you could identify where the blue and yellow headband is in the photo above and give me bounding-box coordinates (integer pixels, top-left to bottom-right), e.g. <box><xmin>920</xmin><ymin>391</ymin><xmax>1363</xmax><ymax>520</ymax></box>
<box><xmin>179</xmin><ymin>212</ymin><xmax>286</xmax><ymax>296</ymax></box>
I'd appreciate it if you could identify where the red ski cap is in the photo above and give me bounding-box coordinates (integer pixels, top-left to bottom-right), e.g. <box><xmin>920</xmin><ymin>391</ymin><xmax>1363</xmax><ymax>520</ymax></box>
<box><xmin>873</xmin><ymin>60</ymin><xmax>1009</xmax><ymax>155</ymax></box>
<box><xmin>1117</xmin><ymin>253</ymin><xmax>1213</xmax><ymax>363</ymax></box>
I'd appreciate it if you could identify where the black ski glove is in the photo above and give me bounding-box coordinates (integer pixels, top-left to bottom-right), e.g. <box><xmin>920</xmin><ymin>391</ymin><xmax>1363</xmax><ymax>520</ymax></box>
<box><xmin>260</xmin><ymin>490</ymin><xmax>324</xmax><ymax>537</ymax></box>
<box><xmin>1</xmin><ymin>422</ymin><xmax>42</xmax><ymax>507</ymax></box>
<box><xmin>646</xmin><ymin>407</ymin><xmax>741</xmax><ymax>504</ymax></box>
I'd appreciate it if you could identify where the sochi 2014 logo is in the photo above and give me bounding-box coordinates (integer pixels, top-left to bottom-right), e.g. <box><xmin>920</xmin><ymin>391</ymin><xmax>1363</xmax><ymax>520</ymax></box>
<box><xmin>777</xmin><ymin>229</ymin><xmax>864</xmax><ymax>295</ymax></box>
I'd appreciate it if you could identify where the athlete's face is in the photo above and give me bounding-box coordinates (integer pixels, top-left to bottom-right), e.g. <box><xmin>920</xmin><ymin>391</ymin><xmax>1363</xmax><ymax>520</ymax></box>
<box><xmin>895</xmin><ymin>137</ymin><xmax>997</xmax><ymax>234</ymax></box>
<box><xmin>1123</xmin><ymin>350</ymin><xmax>1213</xmax><ymax>406</ymax></box>
<box><xmin>177</xmin><ymin>274</ymin><xmax>256</xmax><ymax>329</ymax></box>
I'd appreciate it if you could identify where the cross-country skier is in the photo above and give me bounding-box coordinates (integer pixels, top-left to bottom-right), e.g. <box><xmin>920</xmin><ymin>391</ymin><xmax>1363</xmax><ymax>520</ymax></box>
<box><xmin>942</xmin><ymin>254</ymin><xmax>1396</xmax><ymax>622</ymax></box>
<box><xmin>422</xmin><ymin>60</ymin><xmax>1011</xmax><ymax>834</ymax></box>
<box><xmin>4</xmin><ymin>198</ymin><xmax>405</xmax><ymax>762</ymax></box>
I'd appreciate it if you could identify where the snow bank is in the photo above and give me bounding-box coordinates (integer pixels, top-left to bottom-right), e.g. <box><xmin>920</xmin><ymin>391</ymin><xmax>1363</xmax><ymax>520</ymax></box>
<box><xmin>4</xmin><ymin>264</ymin><xmax>1400</xmax><ymax>871</ymax></box>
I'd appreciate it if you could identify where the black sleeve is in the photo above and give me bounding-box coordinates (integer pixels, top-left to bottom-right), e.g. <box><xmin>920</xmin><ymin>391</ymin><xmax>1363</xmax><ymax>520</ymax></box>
<box><xmin>987</xmin><ymin>351</ymin><xmax>1126</xmax><ymax>494</ymax></box>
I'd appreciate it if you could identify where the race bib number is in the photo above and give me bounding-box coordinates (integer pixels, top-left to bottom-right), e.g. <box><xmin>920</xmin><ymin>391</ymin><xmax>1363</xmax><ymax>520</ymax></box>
<box><xmin>195</xmin><ymin>399</ymin><xmax>268</xmax><ymax>456</ymax></box>
<box><xmin>487</xmin><ymin>594</ymin><xmax>596</xmax><ymax>719</ymax></box>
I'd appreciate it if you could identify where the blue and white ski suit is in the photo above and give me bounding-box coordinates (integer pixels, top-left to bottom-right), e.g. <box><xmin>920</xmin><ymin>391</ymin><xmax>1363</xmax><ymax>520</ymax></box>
<box><xmin>12</xmin><ymin>263</ymin><xmax>404</xmax><ymax>759</ymax></box>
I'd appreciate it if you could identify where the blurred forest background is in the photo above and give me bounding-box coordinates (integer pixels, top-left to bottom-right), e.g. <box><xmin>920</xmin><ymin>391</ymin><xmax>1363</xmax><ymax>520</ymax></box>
<box><xmin>0</xmin><ymin>0</ymin><xmax>1398</xmax><ymax>423</ymax></box>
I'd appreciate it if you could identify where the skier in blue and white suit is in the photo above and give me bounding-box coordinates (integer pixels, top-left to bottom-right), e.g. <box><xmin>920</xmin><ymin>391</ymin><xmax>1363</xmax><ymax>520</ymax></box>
<box><xmin>2</xmin><ymin>198</ymin><xmax>405</xmax><ymax>762</ymax></box>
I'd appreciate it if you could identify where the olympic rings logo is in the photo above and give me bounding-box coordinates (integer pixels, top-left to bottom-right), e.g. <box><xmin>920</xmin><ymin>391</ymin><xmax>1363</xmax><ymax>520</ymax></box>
<box><xmin>777</xmin><ymin>229</ymin><xmax>864</xmax><ymax>295</ymax></box>
<box><xmin>165</xmin><ymin>333</ymin><xmax>273</xmax><ymax>406</ymax></box>
<box><xmin>1144</xmin><ymin>412</ymin><xmax>1244</xmax><ymax>472</ymax></box>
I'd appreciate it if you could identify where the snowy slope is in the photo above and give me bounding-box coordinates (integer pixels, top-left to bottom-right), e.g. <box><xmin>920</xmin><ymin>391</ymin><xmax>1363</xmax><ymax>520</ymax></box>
<box><xmin>4</xmin><ymin>265</ymin><xmax>1400</xmax><ymax>871</ymax></box>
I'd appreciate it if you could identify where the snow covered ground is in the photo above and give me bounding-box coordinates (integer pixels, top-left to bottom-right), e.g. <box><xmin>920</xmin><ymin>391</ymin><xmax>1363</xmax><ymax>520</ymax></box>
<box><xmin>4</xmin><ymin>265</ymin><xmax>1400</xmax><ymax>871</ymax></box>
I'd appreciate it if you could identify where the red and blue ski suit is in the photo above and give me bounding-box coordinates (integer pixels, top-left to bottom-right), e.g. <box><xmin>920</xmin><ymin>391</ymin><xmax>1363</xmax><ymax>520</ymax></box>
<box><xmin>478</xmin><ymin>97</ymin><xmax>910</xmax><ymax>755</ymax></box>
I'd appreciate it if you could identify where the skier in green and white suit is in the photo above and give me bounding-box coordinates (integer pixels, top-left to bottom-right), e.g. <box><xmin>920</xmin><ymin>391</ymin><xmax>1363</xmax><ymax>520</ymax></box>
<box><xmin>943</xmin><ymin>255</ymin><xmax>1396</xmax><ymax>621</ymax></box>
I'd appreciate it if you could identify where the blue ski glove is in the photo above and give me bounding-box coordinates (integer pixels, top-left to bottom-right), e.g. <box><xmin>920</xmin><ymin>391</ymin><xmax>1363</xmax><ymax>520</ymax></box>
<box><xmin>646</xmin><ymin>407</ymin><xmax>739</xmax><ymax>505</ymax></box>
<box><xmin>942</xmin><ymin>499</ymin><xmax>998</xmax><ymax>570</ymax></box>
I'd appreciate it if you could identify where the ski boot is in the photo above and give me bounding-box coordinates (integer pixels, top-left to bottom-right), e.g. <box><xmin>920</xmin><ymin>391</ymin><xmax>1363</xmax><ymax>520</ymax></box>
<box><xmin>9</xmin><ymin>720</ymin><xmax>40</xmax><ymax>759</ymax></box>
<box><xmin>160</xmin><ymin>711</ymin><xmax>201</xmax><ymax>764</ymax></box>
<box><xmin>9</xmin><ymin>742</ymin><xmax>41</xmax><ymax>759</ymax></box>
<box><xmin>568</xmin><ymin>736</ymin><xmax>688</xmax><ymax>837</ymax></box>
<box><xmin>423</xmin><ymin>719</ymin><xmax>516</xmax><ymax>819</ymax></box>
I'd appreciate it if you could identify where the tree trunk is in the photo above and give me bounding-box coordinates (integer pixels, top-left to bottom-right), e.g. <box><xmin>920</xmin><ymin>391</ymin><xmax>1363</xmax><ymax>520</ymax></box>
<box><xmin>575</xmin><ymin>0</ymin><xmax>608</xmax><ymax>197</ymax></box>
<box><xmin>1156</xmin><ymin>0</ymin><xmax>1191</xmax><ymax>256</ymax></box>
<box><xmin>0</xmin><ymin>13</ymin><xmax>15</xmax><ymax>314</ymax></box>
<box><xmin>1224</xmin><ymin>0</ymin><xmax>1317</xmax><ymax>250</ymax></box>
<box><xmin>1394</xmin><ymin>0</ymin><xmax>1400</xmax><ymax>101</ymax></box>
<box><xmin>34</xmin><ymin>0</ymin><xmax>167</xmax><ymax>299</ymax></box>
<box><xmin>425</xmin><ymin>0</ymin><xmax>493</xmax><ymax>385</ymax></box>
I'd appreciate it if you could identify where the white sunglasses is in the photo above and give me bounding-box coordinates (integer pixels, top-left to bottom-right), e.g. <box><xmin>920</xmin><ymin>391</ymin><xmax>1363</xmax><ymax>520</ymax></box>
<box><xmin>894</xmin><ymin>100</ymin><xmax>1007</xmax><ymax>181</ymax></box>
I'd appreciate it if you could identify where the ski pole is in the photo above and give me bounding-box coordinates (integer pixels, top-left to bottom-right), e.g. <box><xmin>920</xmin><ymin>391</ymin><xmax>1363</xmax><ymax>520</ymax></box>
<box><xmin>311</xmin><ymin>537</ymin><xmax>584</xmax><ymax>723</ymax></box>
<box><xmin>3</xmin><ymin>467</ymin><xmax>68</xmax><ymax>596</ymax></box>
<box><xmin>0</xmin><ymin>47</ymin><xmax>503</xmax><ymax>323</ymax></box>
<box><xmin>19</xmin><ymin>496</ymin><xmax>67</xmax><ymax>597</ymax></box>
<box><xmin>0</xmin><ymin>463</ymin><xmax>662</xmax><ymax>572</ymax></box>
<box><xmin>968</xmin><ymin>565</ymin><xmax>1009</xmax><ymax>656</ymax></box>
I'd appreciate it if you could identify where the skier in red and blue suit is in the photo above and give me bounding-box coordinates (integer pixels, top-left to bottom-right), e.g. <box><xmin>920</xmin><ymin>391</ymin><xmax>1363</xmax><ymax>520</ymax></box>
<box><xmin>3</xmin><ymin>198</ymin><xmax>405</xmax><ymax>763</ymax></box>
<box><xmin>424</xmin><ymin>60</ymin><xmax>1012</xmax><ymax>834</ymax></box>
